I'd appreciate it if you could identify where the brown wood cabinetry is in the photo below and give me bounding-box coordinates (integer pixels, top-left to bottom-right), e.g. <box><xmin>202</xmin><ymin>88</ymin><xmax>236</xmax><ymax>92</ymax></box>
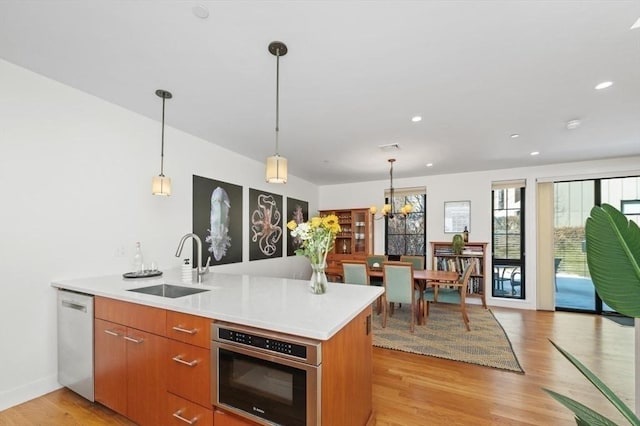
<box><xmin>430</xmin><ymin>241</ymin><xmax>488</xmax><ymax>308</ymax></box>
<box><xmin>167</xmin><ymin>340</ymin><xmax>211</xmax><ymax>408</ymax></box>
<box><xmin>319</xmin><ymin>208</ymin><xmax>373</xmax><ymax>274</ymax></box>
<box><xmin>167</xmin><ymin>392</ymin><xmax>213</xmax><ymax>426</ymax></box>
<box><xmin>166</xmin><ymin>310</ymin><xmax>211</xmax><ymax>348</ymax></box>
<box><xmin>321</xmin><ymin>306</ymin><xmax>374</xmax><ymax>426</ymax></box>
<box><xmin>94</xmin><ymin>319</ymin><xmax>127</xmax><ymax>415</ymax></box>
<box><xmin>214</xmin><ymin>408</ymin><xmax>259</xmax><ymax>426</ymax></box>
<box><xmin>93</xmin><ymin>297</ymin><xmax>374</xmax><ymax>425</ymax></box>
<box><xmin>94</xmin><ymin>298</ymin><xmax>167</xmax><ymax>426</ymax></box>
<box><xmin>166</xmin><ymin>311</ymin><xmax>213</xmax><ymax>423</ymax></box>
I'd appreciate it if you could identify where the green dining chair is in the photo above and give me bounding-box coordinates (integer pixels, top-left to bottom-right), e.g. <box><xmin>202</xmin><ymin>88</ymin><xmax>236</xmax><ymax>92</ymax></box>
<box><xmin>424</xmin><ymin>264</ymin><xmax>473</xmax><ymax>331</ymax></box>
<box><xmin>366</xmin><ymin>254</ymin><xmax>388</xmax><ymax>288</ymax></box>
<box><xmin>399</xmin><ymin>255</ymin><xmax>425</xmax><ymax>270</ymax></box>
<box><xmin>342</xmin><ymin>260</ymin><xmax>383</xmax><ymax>314</ymax></box>
<box><xmin>341</xmin><ymin>260</ymin><xmax>369</xmax><ymax>286</ymax></box>
<box><xmin>382</xmin><ymin>261</ymin><xmax>420</xmax><ymax>333</ymax></box>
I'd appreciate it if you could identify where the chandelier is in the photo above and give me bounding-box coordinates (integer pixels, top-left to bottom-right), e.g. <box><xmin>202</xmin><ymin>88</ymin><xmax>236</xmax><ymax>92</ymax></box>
<box><xmin>370</xmin><ymin>158</ymin><xmax>412</xmax><ymax>219</ymax></box>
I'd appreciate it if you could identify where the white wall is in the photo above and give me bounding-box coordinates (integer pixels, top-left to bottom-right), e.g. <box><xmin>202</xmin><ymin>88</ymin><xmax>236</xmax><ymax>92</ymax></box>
<box><xmin>0</xmin><ymin>59</ymin><xmax>318</xmax><ymax>410</ymax></box>
<box><xmin>319</xmin><ymin>156</ymin><xmax>640</xmax><ymax>311</ymax></box>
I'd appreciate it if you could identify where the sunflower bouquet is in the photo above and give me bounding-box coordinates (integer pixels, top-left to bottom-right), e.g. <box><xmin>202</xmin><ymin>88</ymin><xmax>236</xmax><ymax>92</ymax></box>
<box><xmin>287</xmin><ymin>214</ymin><xmax>341</xmax><ymax>266</ymax></box>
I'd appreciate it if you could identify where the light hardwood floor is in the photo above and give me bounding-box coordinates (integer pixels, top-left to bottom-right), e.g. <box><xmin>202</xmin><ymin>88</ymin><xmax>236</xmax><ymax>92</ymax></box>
<box><xmin>0</xmin><ymin>307</ymin><xmax>634</xmax><ymax>425</ymax></box>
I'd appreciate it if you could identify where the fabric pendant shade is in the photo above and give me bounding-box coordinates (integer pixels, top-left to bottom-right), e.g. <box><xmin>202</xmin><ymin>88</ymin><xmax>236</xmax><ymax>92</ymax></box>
<box><xmin>266</xmin><ymin>154</ymin><xmax>288</xmax><ymax>184</ymax></box>
<box><xmin>152</xmin><ymin>175</ymin><xmax>171</xmax><ymax>196</ymax></box>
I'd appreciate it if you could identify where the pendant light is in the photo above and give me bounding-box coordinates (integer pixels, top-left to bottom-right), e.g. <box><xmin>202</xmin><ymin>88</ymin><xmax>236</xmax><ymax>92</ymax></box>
<box><xmin>265</xmin><ymin>41</ymin><xmax>288</xmax><ymax>184</ymax></box>
<box><xmin>370</xmin><ymin>159</ymin><xmax>413</xmax><ymax>219</ymax></box>
<box><xmin>152</xmin><ymin>89</ymin><xmax>172</xmax><ymax>196</ymax></box>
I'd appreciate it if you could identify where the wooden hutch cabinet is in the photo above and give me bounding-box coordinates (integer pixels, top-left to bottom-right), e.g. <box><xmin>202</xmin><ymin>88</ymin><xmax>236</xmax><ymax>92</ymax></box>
<box><xmin>319</xmin><ymin>208</ymin><xmax>373</xmax><ymax>274</ymax></box>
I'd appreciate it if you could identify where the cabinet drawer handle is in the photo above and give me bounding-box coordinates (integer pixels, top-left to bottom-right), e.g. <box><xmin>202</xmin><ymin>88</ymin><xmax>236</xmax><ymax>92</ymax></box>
<box><xmin>172</xmin><ymin>355</ymin><xmax>199</xmax><ymax>367</ymax></box>
<box><xmin>124</xmin><ymin>336</ymin><xmax>144</xmax><ymax>344</ymax></box>
<box><xmin>172</xmin><ymin>325</ymin><xmax>198</xmax><ymax>335</ymax></box>
<box><xmin>104</xmin><ymin>329</ymin><xmax>120</xmax><ymax>337</ymax></box>
<box><xmin>172</xmin><ymin>409</ymin><xmax>199</xmax><ymax>424</ymax></box>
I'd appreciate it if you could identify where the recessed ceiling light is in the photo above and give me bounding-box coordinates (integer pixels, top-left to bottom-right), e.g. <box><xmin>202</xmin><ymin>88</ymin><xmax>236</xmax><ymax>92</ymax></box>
<box><xmin>530</xmin><ymin>151</ymin><xmax>540</xmax><ymax>156</ymax></box>
<box><xmin>595</xmin><ymin>81</ymin><xmax>613</xmax><ymax>90</ymax></box>
<box><xmin>426</xmin><ymin>163</ymin><xmax>433</xmax><ymax>167</ymax></box>
<box><xmin>192</xmin><ymin>4</ymin><xmax>210</xmax><ymax>19</ymax></box>
<box><xmin>631</xmin><ymin>17</ymin><xmax>640</xmax><ymax>30</ymax></box>
<box><xmin>510</xmin><ymin>134</ymin><xmax>520</xmax><ymax>139</ymax></box>
<box><xmin>378</xmin><ymin>143</ymin><xmax>400</xmax><ymax>152</ymax></box>
<box><xmin>411</xmin><ymin>116</ymin><xmax>422</xmax><ymax>122</ymax></box>
<box><xmin>566</xmin><ymin>119</ymin><xmax>581</xmax><ymax>130</ymax></box>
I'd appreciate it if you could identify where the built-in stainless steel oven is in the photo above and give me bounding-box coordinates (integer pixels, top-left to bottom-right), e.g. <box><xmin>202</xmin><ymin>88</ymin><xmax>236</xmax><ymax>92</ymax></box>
<box><xmin>211</xmin><ymin>322</ymin><xmax>322</xmax><ymax>426</ymax></box>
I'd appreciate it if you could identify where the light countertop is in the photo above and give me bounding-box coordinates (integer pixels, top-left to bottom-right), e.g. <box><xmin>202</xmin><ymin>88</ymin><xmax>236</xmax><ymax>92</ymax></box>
<box><xmin>51</xmin><ymin>269</ymin><xmax>383</xmax><ymax>340</ymax></box>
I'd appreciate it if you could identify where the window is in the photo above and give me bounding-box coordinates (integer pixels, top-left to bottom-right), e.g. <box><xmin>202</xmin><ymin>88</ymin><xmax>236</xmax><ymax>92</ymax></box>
<box><xmin>492</xmin><ymin>181</ymin><xmax>525</xmax><ymax>299</ymax></box>
<box><xmin>385</xmin><ymin>190</ymin><xmax>426</xmax><ymax>258</ymax></box>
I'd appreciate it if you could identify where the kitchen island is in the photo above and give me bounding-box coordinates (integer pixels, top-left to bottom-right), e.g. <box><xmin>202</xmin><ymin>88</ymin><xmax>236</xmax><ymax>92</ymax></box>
<box><xmin>52</xmin><ymin>270</ymin><xmax>382</xmax><ymax>426</ymax></box>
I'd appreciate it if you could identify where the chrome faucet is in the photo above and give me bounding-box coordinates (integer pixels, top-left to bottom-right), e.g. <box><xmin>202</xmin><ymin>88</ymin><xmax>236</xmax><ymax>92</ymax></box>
<box><xmin>175</xmin><ymin>233</ymin><xmax>210</xmax><ymax>283</ymax></box>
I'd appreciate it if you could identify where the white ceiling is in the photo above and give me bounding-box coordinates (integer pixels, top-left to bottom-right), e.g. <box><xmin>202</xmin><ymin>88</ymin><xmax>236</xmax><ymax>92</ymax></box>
<box><xmin>1</xmin><ymin>1</ymin><xmax>639</xmax><ymax>185</ymax></box>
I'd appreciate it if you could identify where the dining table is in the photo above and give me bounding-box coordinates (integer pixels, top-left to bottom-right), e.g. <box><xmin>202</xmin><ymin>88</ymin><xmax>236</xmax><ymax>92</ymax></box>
<box><xmin>366</xmin><ymin>267</ymin><xmax>460</xmax><ymax>325</ymax></box>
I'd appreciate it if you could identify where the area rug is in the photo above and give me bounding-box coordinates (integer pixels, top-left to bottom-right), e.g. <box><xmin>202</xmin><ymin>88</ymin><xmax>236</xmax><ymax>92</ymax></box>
<box><xmin>372</xmin><ymin>303</ymin><xmax>524</xmax><ymax>373</ymax></box>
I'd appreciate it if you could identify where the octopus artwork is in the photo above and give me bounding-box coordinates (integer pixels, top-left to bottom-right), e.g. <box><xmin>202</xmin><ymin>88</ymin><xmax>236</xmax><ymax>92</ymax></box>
<box><xmin>205</xmin><ymin>187</ymin><xmax>232</xmax><ymax>261</ymax></box>
<box><xmin>251</xmin><ymin>193</ymin><xmax>283</xmax><ymax>256</ymax></box>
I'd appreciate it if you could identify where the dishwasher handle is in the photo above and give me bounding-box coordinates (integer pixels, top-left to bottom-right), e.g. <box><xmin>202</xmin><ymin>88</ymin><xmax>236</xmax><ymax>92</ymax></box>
<box><xmin>61</xmin><ymin>299</ymin><xmax>88</xmax><ymax>313</ymax></box>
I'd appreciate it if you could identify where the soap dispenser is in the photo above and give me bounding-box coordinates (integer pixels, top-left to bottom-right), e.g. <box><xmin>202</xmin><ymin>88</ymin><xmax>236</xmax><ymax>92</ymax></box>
<box><xmin>181</xmin><ymin>258</ymin><xmax>192</xmax><ymax>283</ymax></box>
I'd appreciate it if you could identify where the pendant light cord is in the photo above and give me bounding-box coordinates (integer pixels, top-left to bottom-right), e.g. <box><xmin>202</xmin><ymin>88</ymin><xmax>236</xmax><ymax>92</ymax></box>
<box><xmin>160</xmin><ymin>96</ymin><xmax>166</xmax><ymax>177</ymax></box>
<box><xmin>389</xmin><ymin>159</ymin><xmax>395</xmax><ymax>216</ymax></box>
<box><xmin>275</xmin><ymin>46</ymin><xmax>281</xmax><ymax>156</ymax></box>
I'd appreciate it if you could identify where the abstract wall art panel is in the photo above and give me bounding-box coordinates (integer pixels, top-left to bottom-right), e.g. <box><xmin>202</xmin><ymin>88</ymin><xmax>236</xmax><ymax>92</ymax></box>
<box><xmin>249</xmin><ymin>188</ymin><xmax>283</xmax><ymax>261</ymax></box>
<box><xmin>193</xmin><ymin>175</ymin><xmax>243</xmax><ymax>266</ymax></box>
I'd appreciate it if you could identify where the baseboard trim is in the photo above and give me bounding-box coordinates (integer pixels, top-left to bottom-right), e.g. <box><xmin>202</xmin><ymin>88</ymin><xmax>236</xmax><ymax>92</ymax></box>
<box><xmin>0</xmin><ymin>375</ymin><xmax>61</xmax><ymax>411</ymax></box>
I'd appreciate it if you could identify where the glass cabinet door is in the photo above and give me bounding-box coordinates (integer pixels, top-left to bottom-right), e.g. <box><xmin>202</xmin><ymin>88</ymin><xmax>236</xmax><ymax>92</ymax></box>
<box><xmin>353</xmin><ymin>211</ymin><xmax>367</xmax><ymax>255</ymax></box>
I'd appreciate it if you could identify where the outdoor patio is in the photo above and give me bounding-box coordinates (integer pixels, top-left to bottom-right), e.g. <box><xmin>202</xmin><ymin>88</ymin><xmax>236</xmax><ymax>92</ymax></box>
<box><xmin>494</xmin><ymin>273</ymin><xmax>615</xmax><ymax>312</ymax></box>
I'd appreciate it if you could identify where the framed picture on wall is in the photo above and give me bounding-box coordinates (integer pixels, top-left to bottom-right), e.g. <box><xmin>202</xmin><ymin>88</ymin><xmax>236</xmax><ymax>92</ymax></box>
<box><xmin>249</xmin><ymin>188</ymin><xmax>284</xmax><ymax>261</ymax></box>
<box><xmin>444</xmin><ymin>200</ymin><xmax>470</xmax><ymax>233</ymax></box>
<box><xmin>286</xmin><ymin>197</ymin><xmax>309</xmax><ymax>256</ymax></box>
<box><xmin>192</xmin><ymin>175</ymin><xmax>243</xmax><ymax>266</ymax></box>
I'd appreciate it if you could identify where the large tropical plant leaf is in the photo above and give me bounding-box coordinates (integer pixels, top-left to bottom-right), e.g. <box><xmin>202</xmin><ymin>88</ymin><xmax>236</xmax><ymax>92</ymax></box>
<box><xmin>546</xmin><ymin>340</ymin><xmax>640</xmax><ymax>426</ymax></box>
<box><xmin>542</xmin><ymin>388</ymin><xmax>619</xmax><ymax>426</ymax></box>
<box><xmin>585</xmin><ymin>204</ymin><xmax>640</xmax><ymax>317</ymax></box>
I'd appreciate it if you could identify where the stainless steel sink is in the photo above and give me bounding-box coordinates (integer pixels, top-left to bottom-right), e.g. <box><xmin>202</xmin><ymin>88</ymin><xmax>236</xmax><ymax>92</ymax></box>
<box><xmin>127</xmin><ymin>284</ymin><xmax>209</xmax><ymax>298</ymax></box>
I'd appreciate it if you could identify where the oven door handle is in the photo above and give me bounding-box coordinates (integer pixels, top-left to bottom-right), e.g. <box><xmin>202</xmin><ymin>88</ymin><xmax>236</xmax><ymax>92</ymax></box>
<box><xmin>212</xmin><ymin>340</ymin><xmax>320</xmax><ymax>370</ymax></box>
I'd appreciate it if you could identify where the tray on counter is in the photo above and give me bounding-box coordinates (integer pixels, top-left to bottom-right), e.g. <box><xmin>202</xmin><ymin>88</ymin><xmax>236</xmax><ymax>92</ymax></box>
<box><xmin>123</xmin><ymin>270</ymin><xmax>163</xmax><ymax>279</ymax></box>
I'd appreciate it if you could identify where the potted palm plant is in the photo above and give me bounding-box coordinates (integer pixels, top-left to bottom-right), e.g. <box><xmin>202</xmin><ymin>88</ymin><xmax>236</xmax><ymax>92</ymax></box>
<box><xmin>543</xmin><ymin>203</ymin><xmax>640</xmax><ymax>425</ymax></box>
<box><xmin>452</xmin><ymin>233</ymin><xmax>465</xmax><ymax>255</ymax></box>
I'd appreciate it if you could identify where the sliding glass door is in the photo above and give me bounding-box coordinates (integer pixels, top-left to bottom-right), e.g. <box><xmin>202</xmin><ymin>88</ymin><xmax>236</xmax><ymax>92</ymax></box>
<box><xmin>554</xmin><ymin>176</ymin><xmax>640</xmax><ymax>313</ymax></box>
<box><xmin>554</xmin><ymin>181</ymin><xmax>596</xmax><ymax>311</ymax></box>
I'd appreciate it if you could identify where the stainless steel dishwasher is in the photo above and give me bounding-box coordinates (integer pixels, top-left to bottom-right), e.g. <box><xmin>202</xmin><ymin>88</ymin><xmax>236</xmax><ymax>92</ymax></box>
<box><xmin>57</xmin><ymin>289</ymin><xmax>94</xmax><ymax>401</ymax></box>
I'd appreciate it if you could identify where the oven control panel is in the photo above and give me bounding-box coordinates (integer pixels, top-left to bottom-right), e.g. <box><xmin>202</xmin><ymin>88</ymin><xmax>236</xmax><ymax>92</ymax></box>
<box><xmin>218</xmin><ymin>328</ymin><xmax>308</xmax><ymax>359</ymax></box>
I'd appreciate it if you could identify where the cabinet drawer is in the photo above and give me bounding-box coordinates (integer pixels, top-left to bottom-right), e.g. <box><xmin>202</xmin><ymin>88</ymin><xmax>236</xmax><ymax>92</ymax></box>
<box><xmin>167</xmin><ymin>392</ymin><xmax>212</xmax><ymax>426</ymax></box>
<box><xmin>167</xmin><ymin>311</ymin><xmax>211</xmax><ymax>348</ymax></box>
<box><xmin>214</xmin><ymin>409</ymin><xmax>259</xmax><ymax>426</ymax></box>
<box><xmin>95</xmin><ymin>297</ymin><xmax>166</xmax><ymax>335</ymax></box>
<box><xmin>167</xmin><ymin>340</ymin><xmax>210</xmax><ymax>408</ymax></box>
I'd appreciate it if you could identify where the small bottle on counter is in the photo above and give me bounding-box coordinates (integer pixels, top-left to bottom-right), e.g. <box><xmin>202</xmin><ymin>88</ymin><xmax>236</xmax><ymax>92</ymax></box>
<box><xmin>133</xmin><ymin>242</ymin><xmax>144</xmax><ymax>274</ymax></box>
<box><xmin>181</xmin><ymin>258</ymin><xmax>192</xmax><ymax>283</ymax></box>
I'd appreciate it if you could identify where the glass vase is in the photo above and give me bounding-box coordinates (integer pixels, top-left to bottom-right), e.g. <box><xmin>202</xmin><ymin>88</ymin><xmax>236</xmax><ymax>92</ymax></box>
<box><xmin>309</xmin><ymin>263</ymin><xmax>328</xmax><ymax>295</ymax></box>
